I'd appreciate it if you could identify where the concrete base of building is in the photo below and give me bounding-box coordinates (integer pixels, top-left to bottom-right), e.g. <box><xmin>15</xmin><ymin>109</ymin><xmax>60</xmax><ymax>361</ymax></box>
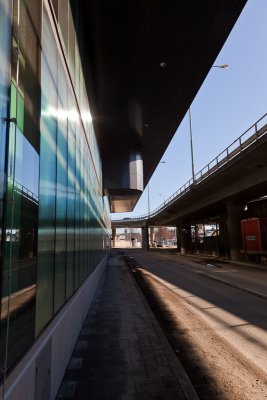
<box><xmin>0</xmin><ymin>256</ymin><xmax>108</xmax><ymax>400</ymax></box>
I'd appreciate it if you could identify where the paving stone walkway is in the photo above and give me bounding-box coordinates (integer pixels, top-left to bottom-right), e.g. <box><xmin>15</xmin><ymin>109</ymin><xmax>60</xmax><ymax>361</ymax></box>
<box><xmin>56</xmin><ymin>253</ymin><xmax>198</xmax><ymax>400</ymax></box>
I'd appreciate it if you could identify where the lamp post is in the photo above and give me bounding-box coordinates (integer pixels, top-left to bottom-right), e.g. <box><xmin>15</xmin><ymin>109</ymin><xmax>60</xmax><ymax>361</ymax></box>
<box><xmin>147</xmin><ymin>182</ymin><xmax>150</xmax><ymax>216</ymax></box>
<box><xmin>159</xmin><ymin>193</ymin><xmax>166</xmax><ymax>205</ymax></box>
<box><xmin>188</xmin><ymin>106</ymin><xmax>195</xmax><ymax>182</ymax></box>
<box><xmin>188</xmin><ymin>64</ymin><xmax>228</xmax><ymax>183</ymax></box>
<box><xmin>147</xmin><ymin>160</ymin><xmax>166</xmax><ymax>217</ymax></box>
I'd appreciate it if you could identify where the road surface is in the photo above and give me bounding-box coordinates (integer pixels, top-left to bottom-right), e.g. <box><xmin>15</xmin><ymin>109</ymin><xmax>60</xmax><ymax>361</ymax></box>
<box><xmin>120</xmin><ymin>249</ymin><xmax>267</xmax><ymax>400</ymax></box>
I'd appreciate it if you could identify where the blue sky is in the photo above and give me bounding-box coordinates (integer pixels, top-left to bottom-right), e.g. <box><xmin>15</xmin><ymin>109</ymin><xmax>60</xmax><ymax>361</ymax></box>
<box><xmin>112</xmin><ymin>0</ymin><xmax>267</xmax><ymax>220</ymax></box>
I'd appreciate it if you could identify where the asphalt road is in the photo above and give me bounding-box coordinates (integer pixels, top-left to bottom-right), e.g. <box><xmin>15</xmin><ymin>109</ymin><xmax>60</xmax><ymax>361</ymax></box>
<box><xmin>121</xmin><ymin>249</ymin><xmax>267</xmax><ymax>400</ymax></box>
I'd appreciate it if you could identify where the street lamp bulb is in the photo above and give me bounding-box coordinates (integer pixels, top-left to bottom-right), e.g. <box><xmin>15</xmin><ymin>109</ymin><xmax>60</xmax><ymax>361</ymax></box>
<box><xmin>212</xmin><ymin>64</ymin><xmax>229</xmax><ymax>69</ymax></box>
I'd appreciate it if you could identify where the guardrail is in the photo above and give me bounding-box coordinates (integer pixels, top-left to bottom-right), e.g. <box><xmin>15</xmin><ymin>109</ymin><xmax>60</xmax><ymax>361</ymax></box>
<box><xmin>112</xmin><ymin>112</ymin><xmax>267</xmax><ymax>224</ymax></box>
<box><xmin>12</xmin><ymin>179</ymin><xmax>39</xmax><ymax>205</ymax></box>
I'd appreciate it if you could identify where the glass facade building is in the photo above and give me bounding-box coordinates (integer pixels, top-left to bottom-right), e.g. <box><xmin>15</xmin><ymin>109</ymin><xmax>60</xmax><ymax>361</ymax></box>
<box><xmin>0</xmin><ymin>0</ymin><xmax>110</xmax><ymax>396</ymax></box>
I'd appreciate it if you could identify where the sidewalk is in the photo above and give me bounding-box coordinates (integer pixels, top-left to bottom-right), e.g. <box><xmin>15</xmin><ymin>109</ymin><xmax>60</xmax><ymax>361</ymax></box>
<box><xmin>56</xmin><ymin>253</ymin><xmax>199</xmax><ymax>400</ymax></box>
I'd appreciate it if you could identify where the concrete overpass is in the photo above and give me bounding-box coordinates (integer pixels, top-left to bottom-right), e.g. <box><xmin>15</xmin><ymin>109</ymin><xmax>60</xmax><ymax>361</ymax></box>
<box><xmin>112</xmin><ymin>113</ymin><xmax>267</xmax><ymax>260</ymax></box>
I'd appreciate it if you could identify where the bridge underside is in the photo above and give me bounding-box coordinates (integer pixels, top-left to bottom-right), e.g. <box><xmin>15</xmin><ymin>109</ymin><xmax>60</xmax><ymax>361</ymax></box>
<box><xmin>76</xmin><ymin>0</ymin><xmax>247</xmax><ymax>212</ymax></box>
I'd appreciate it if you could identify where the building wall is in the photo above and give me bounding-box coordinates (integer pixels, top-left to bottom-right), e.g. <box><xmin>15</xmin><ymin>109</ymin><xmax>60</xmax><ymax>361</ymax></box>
<box><xmin>0</xmin><ymin>0</ymin><xmax>110</xmax><ymax>397</ymax></box>
<box><xmin>2</xmin><ymin>256</ymin><xmax>106</xmax><ymax>400</ymax></box>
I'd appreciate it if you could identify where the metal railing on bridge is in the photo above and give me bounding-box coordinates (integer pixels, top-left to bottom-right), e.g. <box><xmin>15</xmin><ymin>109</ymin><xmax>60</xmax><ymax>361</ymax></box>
<box><xmin>12</xmin><ymin>179</ymin><xmax>39</xmax><ymax>205</ymax></box>
<box><xmin>112</xmin><ymin>112</ymin><xmax>267</xmax><ymax>224</ymax></box>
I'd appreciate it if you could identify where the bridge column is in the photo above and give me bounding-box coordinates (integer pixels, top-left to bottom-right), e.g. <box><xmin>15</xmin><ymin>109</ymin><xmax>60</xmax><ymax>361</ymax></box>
<box><xmin>142</xmin><ymin>224</ymin><xmax>149</xmax><ymax>250</ymax></box>
<box><xmin>149</xmin><ymin>227</ymin><xmax>155</xmax><ymax>247</ymax></box>
<box><xmin>176</xmin><ymin>225</ymin><xmax>181</xmax><ymax>252</ymax></box>
<box><xmin>112</xmin><ymin>228</ymin><xmax>116</xmax><ymax>248</ymax></box>
<box><xmin>218</xmin><ymin>218</ymin><xmax>228</xmax><ymax>258</ymax></box>
<box><xmin>227</xmin><ymin>200</ymin><xmax>243</xmax><ymax>261</ymax></box>
<box><xmin>180</xmin><ymin>221</ymin><xmax>191</xmax><ymax>254</ymax></box>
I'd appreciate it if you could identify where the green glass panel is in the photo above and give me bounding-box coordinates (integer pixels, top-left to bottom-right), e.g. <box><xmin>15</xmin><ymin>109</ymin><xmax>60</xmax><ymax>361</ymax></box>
<box><xmin>10</xmin><ymin>82</ymin><xmax>17</xmax><ymax>119</ymax></box>
<box><xmin>10</xmin><ymin>82</ymin><xmax>25</xmax><ymax>134</ymax></box>
<box><xmin>17</xmin><ymin>91</ymin><xmax>24</xmax><ymax>133</ymax></box>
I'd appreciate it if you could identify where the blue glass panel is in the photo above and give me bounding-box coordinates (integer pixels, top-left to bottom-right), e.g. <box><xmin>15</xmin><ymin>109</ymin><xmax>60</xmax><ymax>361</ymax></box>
<box><xmin>66</xmin><ymin>90</ymin><xmax>75</xmax><ymax>298</ymax></box>
<box><xmin>54</xmin><ymin>57</ymin><xmax>68</xmax><ymax>312</ymax></box>
<box><xmin>74</xmin><ymin>120</ymin><xmax>80</xmax><ymax>289</ymax></box>
<box><xmin>35</xmin><ymin>14</ymin><xmax>57</xmax><ymax>334</ymax></box>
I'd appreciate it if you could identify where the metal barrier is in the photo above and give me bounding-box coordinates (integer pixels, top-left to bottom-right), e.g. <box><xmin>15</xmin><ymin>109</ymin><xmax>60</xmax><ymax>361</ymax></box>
<box><xmin>13</xmin><ymin>180</ymin><xmax>39</xmax><ymax>205</ymax></box>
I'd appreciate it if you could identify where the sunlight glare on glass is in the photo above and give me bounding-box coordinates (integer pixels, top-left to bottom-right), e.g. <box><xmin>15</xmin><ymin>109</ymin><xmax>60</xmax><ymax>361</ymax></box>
<box><xmin>41</xmin><ymin>107</ymin><xmax>81</xmax><ymax>122</ymax></box>
<box><xmin>81</xmin><ymin>111</ymin><xmax>92</xmax><ymax>123</ymax></box>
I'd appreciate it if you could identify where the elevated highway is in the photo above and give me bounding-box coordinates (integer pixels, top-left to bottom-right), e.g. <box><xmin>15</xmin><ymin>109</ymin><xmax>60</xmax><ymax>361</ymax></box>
<box><xmin>112</xmin><ymin>113</ymin><xmax>267</xmax><ymax>260</ymax></box>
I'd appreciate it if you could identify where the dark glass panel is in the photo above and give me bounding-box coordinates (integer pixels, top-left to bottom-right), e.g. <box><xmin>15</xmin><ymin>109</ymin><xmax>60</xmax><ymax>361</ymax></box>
<box><xmin>58</xmin><ymin>0</ymin><xmax>68</xmax><ymax>56</ymax></box>
<box><xmin>51</xmin><ymin>0</ymin><xmax>58</xmax><ymax>19</ymax></box>
<box><xmin>21</xmin><ymin>0</ymin><xmax>41</xmax><ymax>152</ymax></box>
<box><xmin>0</xmin><ymin>0</ymin><xmax>12</xmax><ymax>375</ymax></box>
<box><xmin>68</xmin><ymin>10</ymin><xmax>75</xmax><ymax>83</ymax></box>
<box><xmin>0</xmin><ymin>0</ymin><xmax>12</xmax><ymax>272</ymax></box>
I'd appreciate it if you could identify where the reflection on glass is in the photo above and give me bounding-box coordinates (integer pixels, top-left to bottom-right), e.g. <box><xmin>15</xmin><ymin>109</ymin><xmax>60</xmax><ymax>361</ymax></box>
<box><xmin>1</xmin><ymin>0</ymin><xmax>110</xmax><ymax>380</ymax></box>
<box><xmin>66</xmin><ymin>92</ymin><xmax>75</xmax><ymax>298</ymax></box>
<box><xmin>0</xmin><ymin>0</ymin><xmax>12</xmax><ymax>379</ymax></box>
<box><xmin>35</xmin><ymin>38</ymin><xmax>57</xmax><ymax>335</ymax></box>
<box><xmin>0</xmin><ymin>0</ymin><xmax>41</xmax><ymax>374</ymax></box>
<box><xmin>54</xmin><ymin>57</ymin><xmax>68</xmax><ymax>312</ymax></box>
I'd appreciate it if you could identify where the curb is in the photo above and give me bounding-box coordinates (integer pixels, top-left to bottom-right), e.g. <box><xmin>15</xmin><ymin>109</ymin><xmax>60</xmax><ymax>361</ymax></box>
<box><xmin>122</xmin><ymin>256</ymin><xmax>200</xmax><ymax>400</ymax></box>
<box><xmin>139</xmin><ymin>263</ymin><xmax>267</xmax><ymax>302</ymax></box>
<box><xmin>197</xmin><ymin>272</ymin><xmax>267</xmax><ymax>300</ymax></box>
<box><xmin>148</xmin><ymin>250</ymin><xmax>267</xmax><ymax>300</ymax></box>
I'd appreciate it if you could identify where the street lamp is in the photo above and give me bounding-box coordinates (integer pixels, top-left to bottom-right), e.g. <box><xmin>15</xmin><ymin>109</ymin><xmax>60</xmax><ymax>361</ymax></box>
<box><xmin>188</xmin><ymin>106</ymin><xmax>195</xmax><ymax>182</ymax></box>
<box><xmin>147</xmin><ymin>182</ymin><xmax>150</xmax><ymax>216</ymax></box>
<box><xmin>159</xmin><ymin>193</ymin><xmax>166</xmax><ymax>205</ymax></box>
<box><xmin>212</xmin><ymin>64</ymin><xmax>229</xmax><ymax>69</ymax></box>
<box><xmin>147</xmin><ymin>160</ymin><xmax>166</xmax><ymax>216</ymax></box>
<box><xmin>189</xmin><ymin>64</ymin><xmax>229</xmax><ymax>183</ymax></box>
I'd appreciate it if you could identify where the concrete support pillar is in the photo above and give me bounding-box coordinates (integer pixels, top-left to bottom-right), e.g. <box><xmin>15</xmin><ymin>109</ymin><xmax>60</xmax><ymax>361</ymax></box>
<box><xmin>141</xmin><ymin>224</ymin><xmax>149</xmax><ymax>250</ymax></box>
<box><xmin>227</xmin><ymin>200</ymin><xmax>243</xmax><ymax>261</ymax></box>
<box><xmin>218</xmin><ymin>218</ymin><xmax>228</xmax><ymax>258</ymax></box>
<box><xmin>180</xmin><ymin>221</ymin><xmax>191</xmax><ymax>254</ymax></box>
<box><xmin>112</xmin><ymin>228</ymin><xmax>116</xmax><ymax>248</ymax></box>
<box><xmin>180</xmin><ymin>226</ymin><xmax>187</xmax><ymax>255</ymax></box>
<box><xmin>150</xmin><ymin>227</ymin><xmax>155</xmax><ymax>247</ymax></box>
<box><xmin>176</xmin><ymin>225</ymin><xmax>181</xmax><ymax>252</ymax></box>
